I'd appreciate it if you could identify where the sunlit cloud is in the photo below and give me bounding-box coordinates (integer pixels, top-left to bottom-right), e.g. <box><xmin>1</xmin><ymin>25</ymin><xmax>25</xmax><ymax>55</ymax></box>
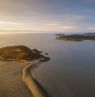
<box><xmin>0</xmin><ymin>21</ymin><xmax>19</xmax><ymax>25</ymax></box>
<box><xmin>28</xmin><ymin>23</ymin><xmax>80</xmax><ymax>32</ymax></box>
<box><xmin>87</xmin><ymin>27</ymin><xmax>95</xmax><ymax>32</ymax></box>
<box><xmin>0</xmin><ymin>0</ymin><xmax>95</xmax><ymax>33</ymax></box>
<box><xmin>88</xmin><ymin>27</ymin><xmax>95</xmax><ymax>30</ymax></box>
<box><xmin>60</xmin><ymin>25</ymin><xmax>79</xmax><ymax>30</ymax></box>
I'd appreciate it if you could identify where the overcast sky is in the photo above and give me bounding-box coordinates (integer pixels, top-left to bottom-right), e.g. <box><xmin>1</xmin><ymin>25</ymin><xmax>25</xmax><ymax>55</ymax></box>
<box><xmin>0</xmin><ymin>0</ymin><xmax>95</xmax><ymax>33</ymax></box>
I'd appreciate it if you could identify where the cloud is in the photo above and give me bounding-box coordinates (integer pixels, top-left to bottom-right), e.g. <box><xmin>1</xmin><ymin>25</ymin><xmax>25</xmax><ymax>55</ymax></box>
<box><xmin>88</xmin><ymin>27</ymin><xmax>95</xmax><ymax>30</ymax></box>
<box><xmin>0</xmin><ymin>0</ymin><xmax>95</xmax><ymax>17</ymax></box>
<box><xmin>0</xmin><ymin>0</ymin><xmax>95</xmax><ymax>32</ymax></box>
<box><xmin>29</xmin><ymin>23</ymin><xmax>80</xmax><ymax>32</ymax></box>
<box><xmin>60</xmin><ymin>25</ymin><xmax>79</xmax><ymax>30</ymax></box>
<box><xmin>0</xmin><ymin>21</ymin><xmax>19</xmax><ymax>25</ymax></box>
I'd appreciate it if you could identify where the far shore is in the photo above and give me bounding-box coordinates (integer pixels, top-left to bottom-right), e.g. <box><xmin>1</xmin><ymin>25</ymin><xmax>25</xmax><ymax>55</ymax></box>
<box><xmin>56</xmin><ymin>33</ymin><xmax>95</xmax><ymax>41</ymax></box>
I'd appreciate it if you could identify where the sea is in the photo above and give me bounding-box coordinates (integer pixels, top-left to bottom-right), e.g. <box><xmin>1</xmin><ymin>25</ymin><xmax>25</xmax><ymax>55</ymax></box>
<box><xmin>0</xmin><ymin>33</ymin><xmax>95</xmax><ymax>97</ymax></box>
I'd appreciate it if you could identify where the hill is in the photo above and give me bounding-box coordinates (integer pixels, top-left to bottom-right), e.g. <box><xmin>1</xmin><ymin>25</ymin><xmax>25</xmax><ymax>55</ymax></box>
<box><xmin>0</xmin><ymin>45</ymin><xmax>43</xmax><ymax>61</ymax></box>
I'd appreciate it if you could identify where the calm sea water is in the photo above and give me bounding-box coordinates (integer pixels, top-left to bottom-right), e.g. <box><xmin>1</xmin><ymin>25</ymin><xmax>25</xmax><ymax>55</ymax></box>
<box><xmin>0</xmin><ymin>33</ymin><xmax>95</xmax><ymax>97</ymax></box>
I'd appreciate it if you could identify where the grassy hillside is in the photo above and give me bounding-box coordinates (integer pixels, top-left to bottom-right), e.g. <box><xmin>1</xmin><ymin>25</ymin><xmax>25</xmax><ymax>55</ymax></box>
<box><xmin>0</xmin><ymin>45</ymin><xmax>42</xmax><ymax>61</ymax></box>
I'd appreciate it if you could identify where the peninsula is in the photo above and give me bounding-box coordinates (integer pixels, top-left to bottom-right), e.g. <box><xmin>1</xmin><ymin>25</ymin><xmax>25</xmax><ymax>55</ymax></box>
<box><xmin>0</xmin><ymin>45</ymin><xmax>50</xmax><ymax>97</ymax></box>
<box><xmin>0</xmin><ymin>45</ymin><xmax>48</xmax><ymax>61</ymax></box>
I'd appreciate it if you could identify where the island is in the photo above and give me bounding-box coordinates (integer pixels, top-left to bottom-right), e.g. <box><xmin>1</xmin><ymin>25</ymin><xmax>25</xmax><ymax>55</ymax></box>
<box><xmin>0</xmin><ymin>45</ymin><xmax>50</xmax><ymax>97</ymax></box>
<box><xmin>56</xmin><ymin>33</ymin><xmax>95</xmax><ymax>41</ymax></box>
<box><xmin>0</xmin><ymin>45</ymin><xmax>49</xmax><ymax>61</ymax></box>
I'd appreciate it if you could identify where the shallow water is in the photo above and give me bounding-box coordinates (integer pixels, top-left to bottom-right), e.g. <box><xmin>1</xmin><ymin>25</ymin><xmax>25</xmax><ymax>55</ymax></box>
<box><xmin>0</xmin><ymin>33</ymin><xmax>95</xmax><ymax>97</ymax></box>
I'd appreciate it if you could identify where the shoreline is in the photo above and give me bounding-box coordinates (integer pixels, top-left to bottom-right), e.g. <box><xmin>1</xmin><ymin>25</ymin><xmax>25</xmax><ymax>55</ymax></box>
<box><xmin>22</xmin><ymin>59</ymin><xmax>50</xmax><ymax>97</ymax></box>
<box><xmin>0</xmin><ymin>61</ymin><xmax>32</xmax><ymax>97</ymax></box>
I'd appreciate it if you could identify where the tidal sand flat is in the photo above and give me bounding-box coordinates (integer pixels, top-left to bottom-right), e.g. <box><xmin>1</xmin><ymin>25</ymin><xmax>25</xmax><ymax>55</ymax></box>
<box><xmin>0</xmin><ymin>45</ymin><xmax>50</xmax><ymax>97</ymax></box>
<box><xmin>22</xmin><ymin>60</ymin><xmax>50</xmax><ymax>97</ymax></box>
<box><xmin>0</xmin><ymin>61</ymin><xmax>32</xmax><ymax>97</ymax></box>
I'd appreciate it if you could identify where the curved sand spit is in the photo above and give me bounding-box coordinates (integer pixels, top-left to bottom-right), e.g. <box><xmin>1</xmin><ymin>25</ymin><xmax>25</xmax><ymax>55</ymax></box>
<box><xmin>22</xmin><ymin>60</ymin><xmax>50</xmax><ymax>97</ymax></box>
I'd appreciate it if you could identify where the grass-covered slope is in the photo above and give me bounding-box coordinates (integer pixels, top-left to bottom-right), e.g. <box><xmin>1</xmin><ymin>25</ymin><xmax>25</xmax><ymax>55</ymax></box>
<box><xmin>0</xmin><ymin>45</ymin><xmax>42</xmax><ymax>61</ymax></box>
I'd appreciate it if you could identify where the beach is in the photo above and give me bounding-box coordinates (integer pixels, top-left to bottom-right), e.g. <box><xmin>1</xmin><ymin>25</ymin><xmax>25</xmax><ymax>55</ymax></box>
<box><xmin>22</xmin><ymin>59</ymin><xmax>50</xmax><ymax>97</ymax></box>
<box><xmin>0</xmin><ymin>61</ymin><xmax>32</xmax><ymax>97</ymax></box>
<box><xmin>0</xmin><ymin>58</ymin><xmax>50</xmax><ymax>97</ymax></box>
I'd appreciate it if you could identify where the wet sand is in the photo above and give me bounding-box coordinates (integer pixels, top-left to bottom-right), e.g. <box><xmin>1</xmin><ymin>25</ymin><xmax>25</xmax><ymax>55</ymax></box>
<box><xmin>0</xmin><ymin>59</ymin><xmax>50</xmax><ymax>97</ymax></box>
<box><xmin>22</xmin><ymin>60</ymin><xmax>50</xmax><ymax>97</ymax></box>
<box><xmin>0</xmin><ymin>61</ymin><xmax>32</xmax><ymax>97</ymax></box>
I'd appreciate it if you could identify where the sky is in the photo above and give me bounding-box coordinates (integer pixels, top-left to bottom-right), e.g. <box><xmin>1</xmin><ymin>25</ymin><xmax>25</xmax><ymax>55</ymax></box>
<box><xmin>0</xmin><ymin>0</ymin><xmax>95</xmax><ymax>33</ymax></box>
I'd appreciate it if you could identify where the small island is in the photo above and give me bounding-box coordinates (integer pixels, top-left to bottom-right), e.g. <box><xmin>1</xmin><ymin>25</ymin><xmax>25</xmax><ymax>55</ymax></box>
<box><xmin>56</xmin><ymin>33</ymin><xmax>95</xmax><ymax>41</ymax></box>
<box><xmin>0</xmin><ymin>45</ymin><xmax>49</xmax><ymax>61</ymax></box>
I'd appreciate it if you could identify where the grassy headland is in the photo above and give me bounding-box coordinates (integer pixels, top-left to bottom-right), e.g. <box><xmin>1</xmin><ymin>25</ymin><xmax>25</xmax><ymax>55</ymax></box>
<box><xmin>0</xmin><ymin>45</ymin><xmax>45</xmax><ymax>61</ymax></box>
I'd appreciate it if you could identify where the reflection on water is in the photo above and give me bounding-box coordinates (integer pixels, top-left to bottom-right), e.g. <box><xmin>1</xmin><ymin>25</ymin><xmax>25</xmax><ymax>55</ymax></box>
<box><xmin>0</xmin><ymin>33</ymin><xmax>95</xmax><ymax>97</ymax></box>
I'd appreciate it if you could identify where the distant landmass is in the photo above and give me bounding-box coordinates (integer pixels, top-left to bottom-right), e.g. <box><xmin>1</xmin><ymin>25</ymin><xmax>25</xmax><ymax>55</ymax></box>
<box><xmin>0</xmin><ymin>45</ymin><xmax>49</xmax><ymax>61</ymax></box>
<box><xmin>56</xmin><ymin>33</ymin><xmax>95</xmax><ymax>41</ymax></box>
